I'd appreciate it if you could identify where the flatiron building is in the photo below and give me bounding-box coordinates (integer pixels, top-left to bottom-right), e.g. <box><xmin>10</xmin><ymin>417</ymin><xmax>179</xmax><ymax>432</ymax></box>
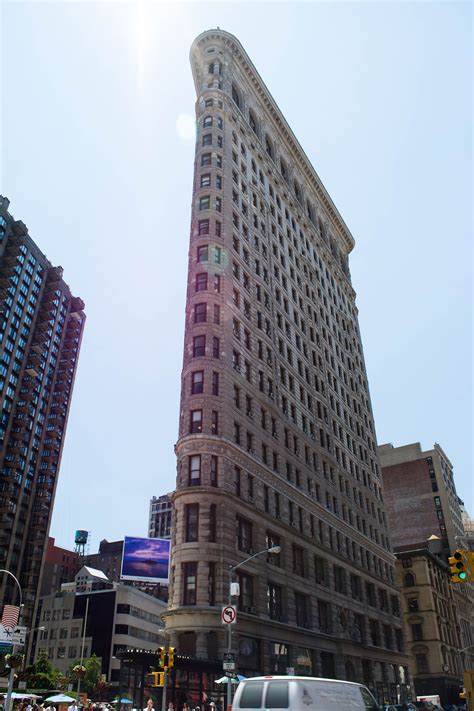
<box><xmin>164</xmin><ymin>30</ymin><xmax>410</xmax><ymax>702</ymax></box>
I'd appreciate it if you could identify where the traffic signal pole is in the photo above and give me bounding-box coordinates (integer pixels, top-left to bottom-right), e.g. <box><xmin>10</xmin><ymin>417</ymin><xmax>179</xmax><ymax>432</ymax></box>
<box><xmin>161</xmin><ymin>669</ymin><xmax>167</xmax><ymax>711</ymax></box>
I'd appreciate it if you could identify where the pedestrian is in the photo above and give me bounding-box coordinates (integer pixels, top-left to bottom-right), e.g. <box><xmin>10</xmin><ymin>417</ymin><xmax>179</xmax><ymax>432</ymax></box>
<box><xmin>68</xmin><ymin>702</ymin><xmax>79</xmax><ymax>711</ymax></box>
<box><xmin>142</xmin><ymin>700</ymin><xmax>155</xmax><ymax>711</ymax></box>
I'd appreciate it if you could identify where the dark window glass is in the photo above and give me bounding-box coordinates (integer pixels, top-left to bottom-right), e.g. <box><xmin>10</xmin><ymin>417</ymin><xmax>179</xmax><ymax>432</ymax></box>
<box><xmin>194</xmin><ymin>303</ymin><xmax>207</xmax><ymax>323</ymax></box>
<box><xmin>183</xmin><ymin>562</ymin><xmax>197</xmax><ymax>605</ymax></box>
<box><xmin>193</xmin><ymin>335</ymin><xmax>205</xmax><ymax>357</ymax></box>
<box><xmin>239</xmin><ymin>683</ymin><xmax>263</xmax><ymax>708</ymax></box>
<box><xmin>197</xmin><ymin>245</ymin><xmax>209</xmax><ymax>261</ymax></box>
<box><xmin>196</xmin><ymin>273</ymin><xmax>208</xmax><ymax>292</ymax></box>
<box><xmin>188</xmin><ymin>455</ymin><xmax>201</xmax><ymax>486</ymax></box>
<box><xmin>191</xmin><ymin>371</ymin><xmax>204</xmax><ymax>395</ymax></box>
<box><xmin>185</xmin><ymin>504</ymin><xmax>199</xmax><ymax>542</ymax></box>
<box><xmin>210</xmin><ymin>456</ymin><xmax>218</xmax><ymax>487</ymax></box>
<box><xmin>265</xmin><ymin>682</ymin><xmax>289</xmax><ymax>709</ymax></box>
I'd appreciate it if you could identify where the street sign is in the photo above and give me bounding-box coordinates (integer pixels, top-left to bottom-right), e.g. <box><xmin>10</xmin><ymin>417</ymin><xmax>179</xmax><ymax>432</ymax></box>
<box><xmin>223</xmin><ymin>662</ymin><xmax>236</xmax><ymax>671</ymax></box>
<box><xmin>0</xmin><ymin>624</ymin><xmax>26</xmax><ymax>644</ymax></box>
<box><xmin>286</xmin><ymin>667</ymin><xmax>295</xmax><ymax>676</ymax></box>
<box><xmin>223</xmin><ymin>653</ymin><xmax>235</xmax><ymax>663</ymax></box>
<box><xmin>11</xmin><ymin>626</ymin><xmax>27</xmax><ymax>645</ymax></box>
<box><xmin>221</xmin><ymin>605</ymin><xmax>237</xmax><ymax>625</ymax></box>
<box><xmin>0</xmin><ymin>642</ymin><xmax>13</xmax><ymax>654</ymax></box>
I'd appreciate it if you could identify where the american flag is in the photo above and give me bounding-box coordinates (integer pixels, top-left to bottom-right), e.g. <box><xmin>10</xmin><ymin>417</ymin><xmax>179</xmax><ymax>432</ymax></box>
<box><xmin>1</xmin><ymin>605</ymin><xmax>20</xmax><ymax>631</ymax></box>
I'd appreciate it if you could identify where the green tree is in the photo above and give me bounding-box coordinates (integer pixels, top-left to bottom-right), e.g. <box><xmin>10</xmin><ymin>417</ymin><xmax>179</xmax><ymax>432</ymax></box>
<box><xmin>84</xmin><ymin>654</ymin><xmax>102</xmax><ymax>693</ymax></box>
<box><xmin>22</xmin><ymin>650</ymin><xmax>60</xmax><ymax>689</ymax></box>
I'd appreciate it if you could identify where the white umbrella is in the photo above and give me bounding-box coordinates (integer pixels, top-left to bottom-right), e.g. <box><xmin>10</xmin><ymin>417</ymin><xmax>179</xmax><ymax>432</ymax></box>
<box><xmin>215</xmin><ymin>675</ymin><xmax>246</xmax><ymax>684</ymax></box>
<box><xmin>45</xmin><ymin>694</ymin><xmax>77</xmax><ymax>703</ymax></box>
<box><xmin>10</xmin><ymin>694</ymin><xmax>42</xmax><ymax>700</ymax></box>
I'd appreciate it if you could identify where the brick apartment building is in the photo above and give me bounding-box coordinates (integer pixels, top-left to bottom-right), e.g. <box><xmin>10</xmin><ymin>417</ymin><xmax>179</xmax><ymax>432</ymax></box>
<box><xmin>0</xmin><ymin>196</ymin><xmax>85</xmax><ymax>628</ymax></box>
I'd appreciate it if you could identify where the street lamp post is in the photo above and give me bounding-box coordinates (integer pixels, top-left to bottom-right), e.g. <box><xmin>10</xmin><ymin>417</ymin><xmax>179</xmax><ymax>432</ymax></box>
<box><xmin>0</xmin><ymin>569</ymin><xmax>23</xmax><ymax>711</ymax></box>
<box><xmin>225</xmin><ymin>545</ymin><xmax>281</xmax><ymax>711</ymax></box>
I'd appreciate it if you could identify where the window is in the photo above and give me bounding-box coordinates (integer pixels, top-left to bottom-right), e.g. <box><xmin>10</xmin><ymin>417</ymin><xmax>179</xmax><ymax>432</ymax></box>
<box><xmin>231</xmin><ymin>83</ymin><xmax>241</xmax><ymax>108</ymax></box>
<box><xmin>191</xmin><ymin>371</ymin><xmax>204</xmax><ymax>395</ymax></box>
<box><xmin>190</xmin><ymin>410</ymin><xmax>202</xmax><ymax>434</ymax></box>
<box><xmin>404</xmin><ymin>572</ymin><xmax>415</xmax><ymax>587</ymax></box>
<box><xmin>408</xmin><ymin>597</ymin><xmax>419</xmax><ymax>612</ymax></box>
<box><xmin>416</xmin><ymin>653</ymin><xmax>429</xmax><ymax>674</ymax></box>
<box><xmin>193</xmin><ymin>335</ymin><xmax>205</xmax><ymax>357</ymax></box>
<box><xmin>197</xmin><ymin>245</ymin><xmax>208</xmax><ymax>262</ymax></box>
<box><xmin>237</xmin><ymin>517</ymin><xmax>252</xmax><ymax>552</ymax></box>
<box><xmin>196</xmin><ymin>273</ymin><xmax>208</xmax><ymax>292</ymax></box>
<box><xmin>210</xmin><ymin>456</ymin><xmax>218</xmax><ymax>487</ymax></box>
<box><xmin>183</xmin><ymin>562</ymin><xmax>197</xmax><ymax>605</ymax></box>
<box><xmin>185</xmin><ymin>504</ymin><xmax>199</xmax><ymax>542</ymax></box>
<box><xmin>188</xmin><ymin>455</ymin><xmax>201</xmax><ymax>486</ymax></box>
<box><xmin>214</xmin><ymin>246</ymin><xmax>222</xmax><ymax>264</ymax></box>
<box><xmin>294</xmin><ymin>591</ymin><xmax>309</xmax><ymax>627</ymax></box>
<box><xmin>213</xmin><ymin>304</ymin><xmax>220</xmax><ymax>324</ymax></box>
<box><xmin>198</xmin><ymin>220</ymin><xmax>210</xmax><ymax>236</ymax></box>
<box><xmin>334</xmin><ymin>566</ymin><xmax>346</xmax><ymax>594</ymax></box>
<box><xmin>208</xmin><ymin>561</ymin><xmax>216</xmax><ymax>606</ymax></box>
<box><xmin>202</xmin><ymin>133</ymin><xmax>212</xmax><ymax>146</ymax></box>
<box><xmin>209</xmin><ymin>504</ymin><xmax>217</xmax><ymax>541</ymax></box>
<box><xmin>293</xmin><ymin>545</ymin><xmax>305</xmax><ymax>577</ymax></box>
<box><xmin>213</xmin><ymin>274</ymin><xmax>221</xmax><ymax>292</ymax></box>
<box><xmin>201</xmin><ymin>153</ymin><xmax>211</xmax><ymax>166</ymax></box>
<box><xmin>267</xmin><ymin>582</ymin><xmax>283</xmax><ymax>620</ymax></box>
<box><xmin>212</xmin><ymin>371</ymin><xmax>219</xmax><ymax>395</ymax></box>
<box><xmin>235</xmin><ymin>466</ymin><xmax>241</xmax><ymax>496</ymax></box>
<box><xmin>237</xmin><ymin>572</ymin><xmax>253</xmax><ymax>609</ymax></box>
<box><xmin>211</xmin><ymin>410</ymin><xmax>218</xmax><ymax>435</ymax></box>
<box><xmin>412</xmin><ymin>623</ymin><xmax>423</xmax><ymax>641</ymax></box>
<box><xmin>194</xmin><ymin>303</ymin><xmax>207</xmax><ymax>323</ymax></box>
<box><xmin>203</xmin><ymin>116</ymin><xmax>213</xmax><ymax>128</ymax></box>
<box><xmin>200</xmin><ymin>173</ymin><xmax>211</xmax><ymax>187</ymax></box>
<box><xmin>314</xmin><ymin>556</ymin><xmax>327</xmax><ymax>585</ymax></box>
<box><xmin>212</xmin><ymin>337</ymin><xmax>220</xmax><ymax>358</ymax></box>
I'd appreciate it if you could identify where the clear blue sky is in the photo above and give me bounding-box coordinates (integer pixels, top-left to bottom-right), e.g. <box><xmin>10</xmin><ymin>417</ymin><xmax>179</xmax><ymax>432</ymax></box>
<box><xmin>1</xmin><ymin>1</ymin><xmax>472</xmax><ymax>552</ymax></box>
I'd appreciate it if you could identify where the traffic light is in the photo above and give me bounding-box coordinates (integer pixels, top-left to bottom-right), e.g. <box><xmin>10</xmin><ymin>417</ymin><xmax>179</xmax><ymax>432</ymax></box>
<box><xmin>168</xmin><ymin>647</ymin><xmax>175</xmax><ymax>667</ymax></box>
<box><xmin>448</xmin><ymin>550</ymin><xmax>468</xmax><ymax>583</ymax></box>
<box><xmin>158</xmin><ymin>647</ymin><xmax>166</xmax><ymax>668</ymax></box>
<box><xmin>146</xmin><ymin>672</ymin><xmax>164</xmax><ymax>687</ymax></box>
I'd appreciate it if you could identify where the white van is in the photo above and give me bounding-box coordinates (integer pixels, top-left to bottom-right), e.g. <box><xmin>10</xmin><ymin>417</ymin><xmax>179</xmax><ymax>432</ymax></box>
<box><xmin>231</xmin><ymin>675</ymin><xmax>379</xmax><ymax>710</ymax></box>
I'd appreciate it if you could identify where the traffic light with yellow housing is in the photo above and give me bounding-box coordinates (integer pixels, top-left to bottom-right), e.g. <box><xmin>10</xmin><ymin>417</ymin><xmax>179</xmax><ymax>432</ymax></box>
<box><xmin>146</xmin><ymin>672</ymin><xmax>164</xmax><ymax>687</ymax></box>
<box><xmin>168</xmin><ymin>647</ymin><xmax>175</xmax><ymax>667</ymax></box>
<box><xmin>448</xmin><ymin>550</ymin><xmax>468</xmax><ymax>583</ymax></box>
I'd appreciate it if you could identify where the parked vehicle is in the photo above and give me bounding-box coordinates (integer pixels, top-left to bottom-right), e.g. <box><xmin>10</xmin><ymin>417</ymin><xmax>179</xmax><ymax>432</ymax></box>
<box><xmin>231</xmin><ymin>675</ymin><xmax>379</xmax><ymax>710</ymax></box>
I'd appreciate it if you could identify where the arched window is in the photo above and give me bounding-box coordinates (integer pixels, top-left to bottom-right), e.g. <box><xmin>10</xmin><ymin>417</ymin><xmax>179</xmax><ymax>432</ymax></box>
<box><xmin>415</xmin><ymin>653</ymin><xmax>429</xmax><ymax>674</ymax></box>
<box><xmin>232</xmin><ymin>83</ymin><xmax>241</xmax><ymax>109</ymax></box>
<box><xmin>404</xmin><ymin>572</ymin><xmax>415</xmax><ymax>587</ymax></box>
<box><xmin>208</xmin><ymin>62</ymin><xmax>215</xmax><ymax>74</ymax></box>
<box><xmin>265</xmin><ymin>134</ymin><xmax>273</xmax><ymax>159</ymax></box>
<box><xmin>203</xmin><ymin>116</ymin><xmax>213</xmax><ymax>128</ymax></box>
<box><xmin>249</xmin><ymin>109</ymin><xmax>258</xmax><ymax>136</ymax></box>
<box><xmin>280</xmin><ymin>158</ymin><xmax>288</xmax><ymax>181</ymax></box>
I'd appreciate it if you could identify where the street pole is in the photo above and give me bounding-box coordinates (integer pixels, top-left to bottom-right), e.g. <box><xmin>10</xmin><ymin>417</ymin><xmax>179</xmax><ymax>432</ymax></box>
<box><xmin>226</xmin><ymin>567</ymin><xmax>233</xmax><ymax>711</ymax></box>
<box><xmin>0</xmin><ymin>570</ymin><xmax>23</xmax><ymax>711</ymax></box>
<box><xmin>161</xmin><ymin>668</ymin><xmax>167</xmax><ymax>711</ymax></box>
<box><xmin>224</xmin><ymin>546</ymin><xmax>281</xmax><ymax>711</ymax></box>
<box><xmin>77</xmin><ymin>596</ymin><xmax>90</xmax><ymax>701</ymax></box>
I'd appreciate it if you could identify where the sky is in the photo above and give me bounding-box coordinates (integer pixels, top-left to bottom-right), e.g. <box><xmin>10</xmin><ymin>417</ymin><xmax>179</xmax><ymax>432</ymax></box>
<box><xmin>1</xmin><ymin>0</ymin><xmax>472</xmax><ymax>552</ymax></box>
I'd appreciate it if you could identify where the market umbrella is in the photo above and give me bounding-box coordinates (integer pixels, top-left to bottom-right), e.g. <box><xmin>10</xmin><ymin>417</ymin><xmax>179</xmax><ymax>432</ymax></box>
<box><xmin>45</xmin><ymin>694</ymin><xmax>77</xmax><ymax>703</ymax></box>
<box><xmin>215</xmin><ymin>675</ymin><xmax>247</xmax><ymax>684</ymax></box>
<box><xmin>10</xmin><ymin>694</ymin><xmax>42</xmax><ymax>700</ymax></box>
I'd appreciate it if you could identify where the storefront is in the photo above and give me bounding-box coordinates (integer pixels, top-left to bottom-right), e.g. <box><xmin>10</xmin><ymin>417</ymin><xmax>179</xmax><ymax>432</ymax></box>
<box><xmin>117</xmin><ymin>648</ymin><xmax>223</xmax><ymax>710</ymax></box>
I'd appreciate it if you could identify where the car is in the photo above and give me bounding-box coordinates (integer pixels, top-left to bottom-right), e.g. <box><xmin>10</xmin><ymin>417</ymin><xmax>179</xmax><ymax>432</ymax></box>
<box><xmin>231</xmin><ymin>675</ymin><xmax>379</xmax><ymax>710</ymax></box>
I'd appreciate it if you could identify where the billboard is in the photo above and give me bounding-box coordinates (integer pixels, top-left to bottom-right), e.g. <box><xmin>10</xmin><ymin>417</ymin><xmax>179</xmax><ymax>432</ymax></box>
<box><xmin>120</xmin><ymin>536</ymin><xmax>171</xmax><ymax>583</ymax></box>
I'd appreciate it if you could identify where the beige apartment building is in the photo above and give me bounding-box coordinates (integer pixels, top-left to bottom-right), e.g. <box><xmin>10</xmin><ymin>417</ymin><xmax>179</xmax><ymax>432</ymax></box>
<box><xmin>379</xmin><ymin>441</ymin><xmax>474</xmax><ymax>676</ymax></box>
<box><xmin>163</xmin><ymin>29</ymin><xmax>411</xmax><ymax>705</ymax></box>
<box><xmin>395</xmin><ymin>543</ymin><xmax>466</xmax><ymax>706</ymax></box>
